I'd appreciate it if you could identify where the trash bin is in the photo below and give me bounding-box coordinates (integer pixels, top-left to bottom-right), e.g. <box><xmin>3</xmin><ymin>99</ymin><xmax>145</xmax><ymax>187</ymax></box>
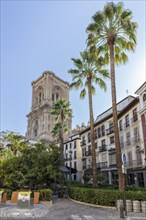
<box><xmin>17</xmin><ymin>191</ymin><xmax>33</xmax><ymax>209</ymax></box>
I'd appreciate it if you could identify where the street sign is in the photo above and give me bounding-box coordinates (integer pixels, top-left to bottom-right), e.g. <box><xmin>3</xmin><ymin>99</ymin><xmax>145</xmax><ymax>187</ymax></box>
<box><xmin>122</xmin><ymin>153</ymin><xmax>127</xmax><ymax>166</ymax></box>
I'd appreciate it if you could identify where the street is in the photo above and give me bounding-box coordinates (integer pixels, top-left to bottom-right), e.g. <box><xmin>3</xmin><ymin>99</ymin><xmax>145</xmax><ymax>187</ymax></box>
<box><xmin>1</xmin><ymin>198</ymin><xmax>146</xmax><ymax>220</ymax></box>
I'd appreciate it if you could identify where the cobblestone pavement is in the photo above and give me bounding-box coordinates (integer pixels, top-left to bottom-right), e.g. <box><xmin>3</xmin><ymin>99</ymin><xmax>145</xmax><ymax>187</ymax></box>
<box><xmin>0</xmin><ymin>199</ymin><xmax>146</xmax><ymax>220</ymax></box>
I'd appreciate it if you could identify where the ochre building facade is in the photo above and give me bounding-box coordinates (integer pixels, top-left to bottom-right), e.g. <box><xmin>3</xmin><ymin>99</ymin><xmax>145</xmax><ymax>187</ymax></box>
<box><xmin>26</xmin><ymin>70</ymin><xmax>70</xmax><ymax>143</ymax></box>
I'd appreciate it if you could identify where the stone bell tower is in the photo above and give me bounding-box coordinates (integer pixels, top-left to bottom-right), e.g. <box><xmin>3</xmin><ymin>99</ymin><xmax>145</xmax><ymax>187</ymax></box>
<box><xmin>26</xmin><ymin>70</ymin><xmax>71</xmax><ymax>143</ymax></box>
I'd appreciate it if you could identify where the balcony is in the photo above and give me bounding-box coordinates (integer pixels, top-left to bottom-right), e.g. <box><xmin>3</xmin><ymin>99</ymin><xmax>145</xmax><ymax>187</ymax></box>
<box><xmin>126</xmin><ymin>159</ymin><xmax>143</xmax><ymax>169</ymax></box>
<box><xmin>106</xmin><ymin>126</ymin><xmax>114</xmax><ymax>135</ymax></box>
<box><xmin>86</xmin><ymin>165</ymin><xmax>92</xmax><ymax>169</ymax></box>
<box><xmin>124</xmin><ymin>136</ymin><xmax>140</xmax><ymax>148</ymax></box>
<box><xmin>99</xmin><ymin>145</ymin><xmax>107</xmax><ymax>152</ymax></box>
<box><xmin>81</xmin><ymin>140</ymin><xmax>86</xmax><ymax>146</ymax></box>
<box><xmin>86</xmin><ymin>150</ymin><xmax>92</xmax><ymax>156</ymax></box>
<box><xmin>100</xmin><ymin>161</ymin><xmax>108</xmax><ymax>168</ymax></box>
<box><xmin>109</xmin><ymin>162</ymin><xmax>117</xmax><ymax>167</ymax></box>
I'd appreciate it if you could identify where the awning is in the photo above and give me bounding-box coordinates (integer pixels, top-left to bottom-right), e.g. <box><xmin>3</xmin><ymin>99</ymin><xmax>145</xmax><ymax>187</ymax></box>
<box><xmin>59</xmin><ymin>165</ymin><xmax>70</xmax><ymax>173</ymax></box>
<box><xmin>59</xmin><ymin>165</ymin><xmax>77</xmax><ymax>174</ymax></box>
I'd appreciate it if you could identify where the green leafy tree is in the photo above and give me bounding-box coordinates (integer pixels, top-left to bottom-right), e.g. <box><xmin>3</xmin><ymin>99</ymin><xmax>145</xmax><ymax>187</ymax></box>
<box><xmin>68</xmin><ymin>50</ymin><xmax>109</xmax><ymax>188</ymax></box>
<box><xmin>0</xmin><ymin>133</ymin><xmax>61</xmax><ymax>189</ymax></box>
<box><xmin>86</xmin><ymin>2</ymin><xmax>137</xmax><ymax>191</ymax></box>
<box><xmin>2</xmin><ymin>132</ymin><xmax>28</xmax><ymax>156</ymax></box>
<box><xmin>51</xmin><ymin>98</ymin><xmax>73</xmax><ymax>165</ymax></box>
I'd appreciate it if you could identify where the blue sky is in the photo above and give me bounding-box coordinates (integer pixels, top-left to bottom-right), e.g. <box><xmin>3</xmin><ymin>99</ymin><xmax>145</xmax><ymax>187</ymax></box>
<box><xmin>1</xmin><ymin>0</ymin><xmax>146</xmax><ymax>135</ymax></box>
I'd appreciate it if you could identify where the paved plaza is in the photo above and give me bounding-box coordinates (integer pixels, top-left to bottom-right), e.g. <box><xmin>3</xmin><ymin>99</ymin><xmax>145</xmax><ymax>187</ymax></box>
<box><xmin>0</xmin><ymin>199</ymin><xmax>146</xmax><ymax>220</ymax></box>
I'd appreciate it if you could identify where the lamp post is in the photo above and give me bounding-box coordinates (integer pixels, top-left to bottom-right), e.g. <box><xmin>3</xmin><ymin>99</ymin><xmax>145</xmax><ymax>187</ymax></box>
<box><xmin>69</xmin><ymin>150</ymin><xmax>72</xmax><ymax>182</ymax></box>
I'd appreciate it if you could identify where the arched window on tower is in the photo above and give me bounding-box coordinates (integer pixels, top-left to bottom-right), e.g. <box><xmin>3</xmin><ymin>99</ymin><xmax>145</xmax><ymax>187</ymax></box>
<box><xmin>39</xmin><ymin>92</ymin><xmax>42</xmax><ymax>103</ymax></box>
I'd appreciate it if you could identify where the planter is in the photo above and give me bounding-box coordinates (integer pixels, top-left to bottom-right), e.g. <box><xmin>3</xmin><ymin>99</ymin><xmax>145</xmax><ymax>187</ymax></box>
<box><xmin>133</xmin><ymin>200</ymin><xmax>140</xmax><ymax>213</ymax></box>
<box><xmin>141</xmin><ymin>201</ymin><xmax>146</xmax><ymax>213</ymax></box>
<box><xmin>126</xmin><ymin>200</ymin><xmax>132</xmax><ymax>212</ymax></box>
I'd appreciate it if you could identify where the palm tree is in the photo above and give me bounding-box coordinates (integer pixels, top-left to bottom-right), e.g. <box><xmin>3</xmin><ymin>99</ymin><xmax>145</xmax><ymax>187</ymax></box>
<box><xmin>51</xmin><ymin>98</ymin><xmax>73</xmax><ymax>165</ymax></box>
<box><xmin>68</xmin><ymin>50</ymin><xmax>109</xmax><ymax>188</ymax></box>
<box><xmin>86</xmin><ymin>2</ymin><xmax>137</xmax><ymax>191</ymax></box>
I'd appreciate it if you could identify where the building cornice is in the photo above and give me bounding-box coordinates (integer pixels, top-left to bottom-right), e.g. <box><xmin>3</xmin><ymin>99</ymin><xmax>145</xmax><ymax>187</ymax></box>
<box><xmin>31</xmin><ymin>71</ymin><xmax>70</xmax><ymax>87</ymax></box>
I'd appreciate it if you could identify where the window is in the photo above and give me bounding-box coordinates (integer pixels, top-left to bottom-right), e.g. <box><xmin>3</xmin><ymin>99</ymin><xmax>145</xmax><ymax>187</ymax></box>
<box><xmin>39</xmin><ymin>92</ymin><xmax>41</xmax><ymax>103</ymax></box>
<box><xmin>66</xmin><ymin>153</ymin><xmax>68</xmax><ymax>160</ymax></box>
<box><xmin>66</xmin><ymin>144</ymin><xmax>68</xmax><ymax>150</ymax></box>
<box><xmin>88</xmin><ymin>145</ymin><xmax>91</xmax><ymax>155</ymax></box>
<box><xmin>95</xmin><ymin>142</ymin><xmax>97</xmax><ymax>149</ymax></box>
<box><xmin>110</xmin><ymin>136</ymin><xmax>115</xmax><ymax>144</ymax></box>
<box><xmin>56</xmin><ymin>93</ymin><xmax>59</xmax><ymax>100</ymax></box>
<box><xmin>109</xmin><ymin>123</ymin><xmax>114</xmax><ymax>132</ymax></box>
<box><xmin>74</xmin><ymin>141</ymin><xmax>76</xmax><ymax>149</ymax></box>
<box><xmin>74</xmin><ymin>161</ymin><xmax>77</xmax><ymax>169</ymax></box>
<box><xmin>74</xmin><ymin>174</ymin><xmax>77</xmax><ymax>181</ymax></box>
<box><xmin>109</xmin><ymin>154</ymin><xmax>116</xmax><ymax>165</ymax></box>
<box><xmin>119</xmin><ymin>120</ymin><xmax>123</xmax><ymax>131</ymax></box>
<box><xmin>88</xmin><ymin>133</ymin><xmax>91</xmax><ymax>143</ymax></box>
<box><xmin>133</xmin><ymin>108</ymin><xmax>138</xmax><ymax>122</ymax></box>
<box><xmin>126</xmin><ymin>132</ymin><xmax>131</xmax><ymax>146</ymax></box>
<box><xmin>36</xmin><ymin>98</ymin><xmax>38</xmax><ymax>105</ymax></box>
<box><xmin>125</xmin><ymin>115</ymin><xmax>130</xmax><ymax>127</ymax></box>
<box><xmin>94</xmin><ymin>129</ymin><xmax>97</xmax><ymax>139</ymax></box>
<box><xmin>74</xmin><ymin>151</ymin><xmax>76</xmax><ymax>159</ymax></box>
<box><xmin>134</xmin><ymin>127</ymin><xmax>139</xmax><ymax>143</ymax></box>
<box><xmin>82</xmin><ymin>148</ymin><xmax>85</xmax><ymax>157</ymax></box>
<box><xmin>70</xmin><ymin>143</ymin><xmax>72</xmax><ymax>148</ymax></box>
<box><xmin>120</xmin><ymin>136</ymin><xmax>124</xmax><ymax>148</ymax></box>
<box><xmin>143</xmin><ymin>93</ymin><xmax>146</xmax><ymax>102</ymax></box>
<box><xmin>34</xmin><ymin>129</ymin><xmax>37</xmax><ymax>136</ymax></box>
<box><xmin>101</xmin><ymin>125</ymin><xmax>105</xmax><ymax>136</ymax></box>
<box><xmin>128</xmin><ymin>152</ymin><xmax>132</xmax><ymax>166</ymax></box>
<box><xmin>136</xmin><ymin>151</ymin><xmax>142</xmax><ymax>165</ymax></box>
<box><xmin>101</xmin><ymin>139</ymin><xmax>105</xmax><ymax>146</ymax></box>
<box><xmin>98</xmin><ymin>127</ymin><xmax>101</xmax><ymax>138</ymax></box>
<box><xmin>52</xmin><ymin>94</ymin><xmax>54</xmax><ymax>101</ymax></box>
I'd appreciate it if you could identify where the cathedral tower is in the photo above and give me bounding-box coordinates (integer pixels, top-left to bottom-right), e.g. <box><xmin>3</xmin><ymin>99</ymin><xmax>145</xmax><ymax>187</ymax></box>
<box><xmin>26</xmin><ymin>70</ymin><xmax>70</xmax><ymax>143</ymax></box>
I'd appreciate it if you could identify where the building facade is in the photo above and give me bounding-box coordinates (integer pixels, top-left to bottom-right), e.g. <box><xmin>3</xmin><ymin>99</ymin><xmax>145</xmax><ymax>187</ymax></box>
<box><xmin>26</xmin><ymin>70</ymin><xmax>70</xmax><ymax>143</ymax></box>
<box><xmin>64</xmin><ymin>133</ymin><xmax>82</xmax><ymax>182</ymax></box>
<box><xmin>64</xmin><ymin>82</ymin><xmax>146</xmax><ymax>187</ymax></box>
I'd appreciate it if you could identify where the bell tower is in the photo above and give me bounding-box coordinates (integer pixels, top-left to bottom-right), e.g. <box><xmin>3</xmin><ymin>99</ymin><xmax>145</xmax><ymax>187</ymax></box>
<box><xmin>26</xmin><ymin>70</ymin><xmax>71</xmax><ymax>143</ymax></box>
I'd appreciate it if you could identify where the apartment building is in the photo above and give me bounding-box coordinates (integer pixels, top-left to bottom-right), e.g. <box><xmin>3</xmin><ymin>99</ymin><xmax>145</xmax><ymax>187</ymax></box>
<box><xmin>63</xmin><ymin>133</ymin><xmax>82</xmax><ymax>182</ymax></box>
<box><xmin>64</xmin><ymin>82</ymin><xmax>146</xmax><ymax>187</ymax></box>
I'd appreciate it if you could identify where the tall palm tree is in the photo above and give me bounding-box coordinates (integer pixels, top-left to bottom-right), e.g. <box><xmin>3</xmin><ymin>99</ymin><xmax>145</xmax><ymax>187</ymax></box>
<box><xmin>68</xmin><ymin>50</ymin><xmax>109</xmax><ymax>188</ymax></box>
<box><xmin>51</xmin><ymin>98</ymin><xmax>73</xmax><ymax>165</ymax></box>
<box><xmin>86</xmin><ymin>2</ymin><xmax>137</xmax><ymax>191</ymax></box>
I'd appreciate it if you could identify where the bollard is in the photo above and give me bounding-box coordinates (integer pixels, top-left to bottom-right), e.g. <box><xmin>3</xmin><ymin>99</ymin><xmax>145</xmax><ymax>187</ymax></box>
<box><xmin>120</xmin><ymin>203</ymin><xmax>125</xmax><ymax>218</ymax></box>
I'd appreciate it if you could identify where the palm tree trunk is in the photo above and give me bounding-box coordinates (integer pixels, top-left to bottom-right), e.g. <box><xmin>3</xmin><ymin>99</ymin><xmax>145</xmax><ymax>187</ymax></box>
<box><xmin>109</xmin><ymin>43</ymin><xmax>124</xmax><ymax>191</ymax></box>
<box><xmin>60</xmin><ymin>113</ymin><xmax>64</xmax><ymax>165</ymax></box>
<box><xmin>87</xmin><ymin>78</ymin><xmax>97</xmax><ymax>188</ymax></box>
<box><xmin>60</xmin><ymin>131</ymin><xmax>64</xmax><ymax>165</ymax></box>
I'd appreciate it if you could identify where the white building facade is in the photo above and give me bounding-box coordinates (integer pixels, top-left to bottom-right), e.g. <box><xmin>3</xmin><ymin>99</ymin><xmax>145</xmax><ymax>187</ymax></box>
<box><xmin>64</xmin><ymin>83</ymin><xmax>146</xmax><ymax>187</ymax></box>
